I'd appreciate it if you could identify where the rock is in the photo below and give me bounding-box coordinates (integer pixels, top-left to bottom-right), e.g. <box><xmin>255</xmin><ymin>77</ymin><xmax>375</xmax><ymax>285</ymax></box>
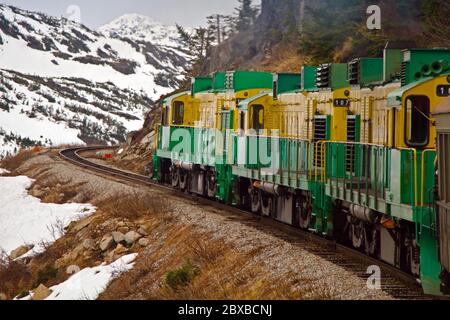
<box><xmin>124</xmin><ymin>231</ymin><xmax>141</xmax><ymax>245</ymax></box>
<box><xmin>99</xmin><ymin>235</ymin><xmax>114</xmax><ymax>251</ymax></box>
<box><xmin>32</xmin><ymin>284</ymin><xmax>51</xmax><ymax>301</ymax></box>
<box><xmin>10</xmin><ymin>245</ymin><xmax>33</xmax><ymax>260</ymax></box>
<box><xmin>114</xmin><ymin>244</ymin><xmax>128</xmax><ymax>255</ymax></box>
<box><xmin>117</xmin><ymin>221</ymin><xmax>126</xmax><ymax>227</ymax></box>
<box><xmin>82</xmin><ymin>239</ymin><xmax>95</xmax><ymax>250</ymax></box>
<box><xmin>0</xmin><ymin>293</ymin><xmax>7</xmax><ymax>300</ymax></box>
<box><xmin>111</xmin><ymin>231</ymin><xmax>125</xmax><ymax>244</ymax></box>
<box><xmin>138</xmin><ymin>238</ymin><xmax>150</xmax><ymax>247</ymax></box>
<box><xmin>116</xmin><ymin>226</ymin><xmax>130</xmax><ymax>234</ymax></box>
<box><xmin>137</xmin><ymin>226</ymin><xmax>149</xmax><ymax>236</ymax></box>
<box><xmin>66</xmin><ymin>265</ymin><xmax>80</xmax><ymax>275</ymax></box>
<box><xmin>71</xmin><ymin>216</ymin><xmax>96</xmax><ymax>233</ymax></box>
<box><xmin>104</xmin><ymin>244</ymin><xmax>128</xmax><ymax>264</ymax></box>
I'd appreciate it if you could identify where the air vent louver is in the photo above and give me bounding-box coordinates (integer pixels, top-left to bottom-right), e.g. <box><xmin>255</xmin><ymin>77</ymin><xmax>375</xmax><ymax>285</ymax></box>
<box><xmin>348</xmin><ymin>59</ymin><xmax>360</xmax><ymax>85</ymax></box>
<box><xmin>316</xmin><ymin>64</ymin><xmax>331</xmax><ymax>88</ymax></box>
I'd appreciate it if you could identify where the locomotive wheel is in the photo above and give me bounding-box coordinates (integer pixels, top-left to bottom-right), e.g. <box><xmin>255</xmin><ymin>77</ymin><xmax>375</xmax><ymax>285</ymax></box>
<box><xmin>171</xmin><ymin>166</ymin><xmax>180</xmax><ymax>188</ymax></box>
<box><xmin>261</xmin><ymin>192</ymin><xmax>273</xmax><ymax>217</ymax></box>
<box><xmin>299</xmin><ymin>201</ymin><xmax>311</xmax><ymax>230</ymax></box>
<box><xmin>250</xmin><ymin>189</ymin><xmax>261</xmax><ymax>214</ymax></box>
<box><xmin>351</xmin><ymin>221</ymin><xmax>365</xmax><ymax>249</ymax></box>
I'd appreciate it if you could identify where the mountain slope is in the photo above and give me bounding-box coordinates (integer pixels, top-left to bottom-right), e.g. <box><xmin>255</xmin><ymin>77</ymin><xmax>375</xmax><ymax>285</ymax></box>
<box><xmin>0</xmin><ymin>5</ymin><xmax>192</xmax><ymax>157</ymax></box>
<box><xmin>0</xmin><ymin>69</ymin><xmax>152</xmax><ymax>157</ymax></box>
<box><xmin>0</xmin><ymin>5</ymin><xmax>190</xmax><ymax>100</ymax></box>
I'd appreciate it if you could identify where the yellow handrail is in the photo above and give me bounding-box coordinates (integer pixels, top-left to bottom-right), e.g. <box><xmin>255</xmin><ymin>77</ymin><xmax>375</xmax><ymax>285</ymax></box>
<box><xmin>322</xmin><ymin>141</ymin><xmax>328</xmax><ymax>182</ymax></box>
<box><xmin>153</xmin><ymin>124</ymin><xmax>160</xmax><ymax>152</ymax></box>
<box><xmin>421</xmin><ymin>149</ymin><xmax>437</xmax><ymax>207</ymax></box>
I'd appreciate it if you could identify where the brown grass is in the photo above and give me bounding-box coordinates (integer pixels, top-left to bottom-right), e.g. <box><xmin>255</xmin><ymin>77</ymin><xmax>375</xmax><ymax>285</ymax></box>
<box><xmin>0</xmin><ymin>149</ymin><xmax>35</xmax><ymax>172</ymax></box>
<box><xmin>99</xmin><ymin>224</ymin><xmax>305</xmax><ymax>300</ymax></box>
<box><xmin>95</xmin><ymin>191</ymin><xmax>169</xmax><ymax>219</ymax></box>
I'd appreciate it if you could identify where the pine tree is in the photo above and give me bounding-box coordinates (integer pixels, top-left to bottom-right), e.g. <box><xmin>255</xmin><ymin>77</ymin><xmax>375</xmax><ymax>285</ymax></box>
<box><xmin>234</xmin><ymin>0</ymin><xmax>259</xmax><ymax>32</ymax></box>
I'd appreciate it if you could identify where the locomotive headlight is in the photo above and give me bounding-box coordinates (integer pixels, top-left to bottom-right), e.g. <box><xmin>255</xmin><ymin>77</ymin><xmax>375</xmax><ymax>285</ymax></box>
<box><xmin>447</xmin><ymin>75</ymin><xmax>450</xmax><ymax>83</ymax></box>
<box><xmin>344</xmin><ymin>90</ymin><xmax>350</xmax><ymax>97</ymax></box>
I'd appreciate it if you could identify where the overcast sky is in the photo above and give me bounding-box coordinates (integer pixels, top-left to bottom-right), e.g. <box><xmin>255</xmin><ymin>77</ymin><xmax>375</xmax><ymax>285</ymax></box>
<box><xmin>3</xmin><ymin>0</ymin><xmax>261</xmax><ymax>28</ymax></box>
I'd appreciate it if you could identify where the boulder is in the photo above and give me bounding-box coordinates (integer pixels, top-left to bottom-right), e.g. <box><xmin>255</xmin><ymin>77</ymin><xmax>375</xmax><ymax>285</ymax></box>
<box><xmin>32</xmin><ymin>284</ymin><xmax>51</xmax><ymax>301</ymax></box>
<box><xmin>71</xmin><ymin>215</ymin><xmax>96</xmax><ymax>233</ymax></box>
<box><xmin>111</xmin><ymin>231</ymin><xmax>125</xmax><ymax>244</ymax></box>
<box><xmin>124</xmin><ymin>231</ymin><xmax>141</xmax><ymax>245</ymax></box>
<box><xmin>116</xmin><ymin>226</ymin><xmax>130</xmax><ymax>234</ymax></box>
<box><xmin>137</xmin><ymin>226</ymin><xmax>149</xmax><ymax>236</ymax></box>
<box><xmin>82</xmin><ymin>239</ymin><xmax>95</xmax><ymax>250</ymax></box>
<box><xmin>99</xmin><ymin>235</ymin><xmax>114</xmax><ymax>251</ymax></box>
<box><xmin>138</xmin><ymin>238</ymin><xmax>150</xmax><ymax>247</ymax></box>
<box><xmin>0</xmin><ymin>293</ymin><xmax>7</xmax><ymax>300</ymax></box>
<box><xmin>10</xmin><ymin>245</ymin><xmax>33</xmax><ymax>260</ymax></box>
<box><xmin>114</xmin><ymin>244</ymin><xmax>128</xmax><ymax>256</ymax></box>
<box><xmin>66</xmin><ymin>265</ymin><xmax>80</xmax><ymax>275</ymax></box>
<box><xmin>104</xmin><ymin>244</ymin><xmax>128</xmax><ymax>264</ymax></box>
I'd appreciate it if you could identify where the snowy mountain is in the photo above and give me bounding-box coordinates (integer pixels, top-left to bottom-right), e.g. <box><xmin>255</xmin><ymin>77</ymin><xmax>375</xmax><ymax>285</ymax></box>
<box><xmin>0</xmin><ymin>69</ymin><xmax>152</xmax><ymax>156</ymax></box>
<box><xmin>99</xmin><ymin>14</ymin><xmax>189</xmax><ymax>48</ymax></box>
<box><xmin>0</xmin><ymin>5</ymin><xmax>192</xmax><ymax>157</ymax></box>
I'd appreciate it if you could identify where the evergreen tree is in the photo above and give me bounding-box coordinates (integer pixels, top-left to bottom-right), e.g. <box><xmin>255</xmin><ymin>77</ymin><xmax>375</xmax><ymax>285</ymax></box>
<box><xmin>234</xmin><ymin>0</ymin><xmax>259</xmax><ymax>32</ymax></box>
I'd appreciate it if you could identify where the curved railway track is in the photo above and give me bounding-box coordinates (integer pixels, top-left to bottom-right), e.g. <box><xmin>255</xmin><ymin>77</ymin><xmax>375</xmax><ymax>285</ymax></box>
<box><xmin>59</xmin><ymin>146</ymin><xmax>434</xmax><ymax>300</ymax></box>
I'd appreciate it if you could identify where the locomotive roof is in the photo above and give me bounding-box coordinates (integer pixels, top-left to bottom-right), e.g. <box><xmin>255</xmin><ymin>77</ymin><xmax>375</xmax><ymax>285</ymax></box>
<box><xmin>162</xmin><ymin>91</ymin><xmax>190</xmax><ymax>105</ymax></box>
<box><xmin>237</xmin><ymin>91</ymin><xmax>271</xmax><ymax>111</ymax></box>
<box><xmin>387</xmin><ymin>77</ymin><xmax>432</xmax><ymax>108</ymax></box>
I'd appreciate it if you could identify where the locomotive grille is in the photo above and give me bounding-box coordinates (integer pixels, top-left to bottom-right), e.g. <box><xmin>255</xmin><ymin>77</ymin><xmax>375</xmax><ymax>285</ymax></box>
<box><xmin>346</xmin><ymin>117</ymin><xmax>357</xmax><ymax>172</ymax></box>
<box><xmin>401</xmin><ymin>61</ymin><xmax>407</xmax><ymax>86</ymax></box>
<box><xmin>316</xmin><ymin>64</ymin><xmax>331</xmax><ymax>89</ymax></box>
<box><xmin>348</xmin><ymin>59</ymin><xmax>360</xmax><ymax>86</ymax></box>
<box><xmin>225</xmin><ymin>72</ymin><xmax>234</xmax><ymax>90</ymax></box>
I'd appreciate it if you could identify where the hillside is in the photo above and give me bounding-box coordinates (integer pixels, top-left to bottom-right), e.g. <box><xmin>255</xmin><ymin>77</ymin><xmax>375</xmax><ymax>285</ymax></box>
<box><xmin>204</xmin><ymin>0</ymin><xmax>450</xmax><ymax>72</ymax></box>
<box><xmin>114</xmin><ymin>0</ymin><xmax>450</xmax><ymax>173</ymax></box>
<box><xmin>0</xmin><ymin>5</ymin><xmax>192</xmax><ymax>156</ymax></box>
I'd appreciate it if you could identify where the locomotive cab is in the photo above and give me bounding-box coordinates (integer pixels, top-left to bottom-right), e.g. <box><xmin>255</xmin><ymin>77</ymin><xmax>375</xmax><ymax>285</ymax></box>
<box><xmin>433</xmin><ymin>96</ymin><xmax>450</xmax><ymax>293</ymax></box>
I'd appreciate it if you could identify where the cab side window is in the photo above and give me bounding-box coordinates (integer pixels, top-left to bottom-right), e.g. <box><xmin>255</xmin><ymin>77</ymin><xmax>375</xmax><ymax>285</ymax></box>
<box><xmin>405</xmin><ymin>95</ymin><xmax>430</xmax><ymax>147</ymax></box>
<box><xmin>239</xmin><ymin>111</ymin><xmax>246</xmax><ymax>132</ymax></box>
<box><xmin>162</xmin><ymin>106</ymin><xmax>170</xmax><ymax>126</ymax></box>
<box><xmin>251</xmin><ymin>104</ymin><xmax>264</xmax><ymax>133</ymax></box>
<box><xmin>172</xmin><ymin>101</ymin><xmax>184</xmax><ymax>125</ymax></box>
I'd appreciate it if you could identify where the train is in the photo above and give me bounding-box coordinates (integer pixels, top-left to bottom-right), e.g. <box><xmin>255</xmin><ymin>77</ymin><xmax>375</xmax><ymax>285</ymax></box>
<box><xmin>152</xmin><ymin>42</ymin><xmax>450</xmax><ymax>296</ymax></box>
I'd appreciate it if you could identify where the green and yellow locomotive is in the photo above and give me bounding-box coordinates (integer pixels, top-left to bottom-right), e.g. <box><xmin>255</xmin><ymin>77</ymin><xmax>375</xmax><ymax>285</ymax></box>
<box><xmin>153</xmin><ymin>45</ymin><xmax>450</xmax><ymax>296</ymax></box>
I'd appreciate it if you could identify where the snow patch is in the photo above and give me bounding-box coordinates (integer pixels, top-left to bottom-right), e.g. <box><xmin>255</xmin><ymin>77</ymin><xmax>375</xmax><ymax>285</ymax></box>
<box><xmin>46</xmin><ymin>254</ymin><xmax>137</xmax><ymax>300</ymax></box>
<box><xmin>0</xmin><ymin>176</ymin><xmax>95</xmax><ymax>256</ymax></box>
<box><xmin>0</xmin><ymin>168</ymin><xmax>10</xmax><ymax>175</ymax></box>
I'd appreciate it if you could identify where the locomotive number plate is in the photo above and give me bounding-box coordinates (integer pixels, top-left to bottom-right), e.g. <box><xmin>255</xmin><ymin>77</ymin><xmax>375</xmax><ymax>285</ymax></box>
<box><xmin>333</xmin><ymin>99</ymin><xmax>350</xmax><ymax>107</ymax></box>
<box><xmin>437</xmin><ymin>85</ymin><xmax>450</xmax><ymax>97</ymax></box>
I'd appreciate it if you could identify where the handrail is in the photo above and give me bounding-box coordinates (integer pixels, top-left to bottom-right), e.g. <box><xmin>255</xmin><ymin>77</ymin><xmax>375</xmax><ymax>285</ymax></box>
<box><xmin>152</xmin><ymin>124</ymin><xmax>161</xmax><ymax>152</ymax></box>
<box><xmin>314</xmin><ymin>141</ymin><xmax>327</xmax><ymax>181</ymax></box>
<box><xmin>421</xmin><ymin>149</ymin><xmax>437</xmax><ymax>207</ymax></box>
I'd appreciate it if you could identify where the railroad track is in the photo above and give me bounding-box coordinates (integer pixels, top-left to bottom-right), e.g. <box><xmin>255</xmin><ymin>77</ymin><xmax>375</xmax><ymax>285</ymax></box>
<box><xmin>59</xmin><ymin>146</ymin><xmax>433</xmax><ymax>300</ymax></box>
